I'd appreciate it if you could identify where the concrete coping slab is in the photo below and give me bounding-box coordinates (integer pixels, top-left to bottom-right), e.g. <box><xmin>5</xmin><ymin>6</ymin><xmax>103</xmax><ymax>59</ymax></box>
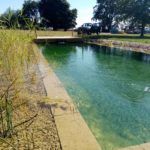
<box><xmin>38</xmin><ymin>51</ymin><xmax>101</xmax><ymax>150</ymax></box>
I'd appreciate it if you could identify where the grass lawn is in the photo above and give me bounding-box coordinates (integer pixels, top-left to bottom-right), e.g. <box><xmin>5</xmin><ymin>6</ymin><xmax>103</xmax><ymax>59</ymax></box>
<box><xmin>37</xmin><ymin>30</ymin><xmax>150</xmax><ymax>44</ymax></box>
<box><xmin>36</xmin><ymin>30</ymin><xmax>77</xmax><ymax>37</ymax></box>
<box><xmin>0</xmin><ymin>29</ymin><xmax>77</xmax><ymax>38</ymax></box>
<box><xmin>86</xmin><ymin>33</ymin><xmax>150</xmax><ymax>44</ymax></box>
<box><xmin>5</xmin><ymin>30</ymin><xmax>148</xmax><ymax>44</ymax></box>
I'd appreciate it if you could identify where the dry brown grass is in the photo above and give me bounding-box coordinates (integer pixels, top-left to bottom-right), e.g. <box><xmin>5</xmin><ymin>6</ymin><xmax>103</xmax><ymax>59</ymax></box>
<box><xmin>0</xmin><ymin>30</ymin><xmax>61</xmax><ymax>149</ymax></box>
<box><xmin>0</xmin><ymin>63</ymin><xmax>61</xmax><ymax>150</ymax></box>
<box><xmin>36</xmin><ymin>30</ymin><xmax>77</xmax><ymax>37</ymax></box>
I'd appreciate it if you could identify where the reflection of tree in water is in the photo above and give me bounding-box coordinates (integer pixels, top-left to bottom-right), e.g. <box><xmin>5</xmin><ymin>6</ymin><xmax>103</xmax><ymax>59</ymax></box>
<box><xmin>42</xmin><ymin>44</ymin><xmax>77</xmax><ymax>68</ymax></box>
<box><xmin>90</xmin><ymin>45</ymin><xmax>150</xmax><ymax>83</ymax></box>
<box><xmin>91</xmin><ymin>44</ymin><xmax>150</xmax><ymax>63</ymax></box>
<box><xmin>91</xmin><ymin>44</ymin><xmax>150</xmax><ymax>89</ymax></box>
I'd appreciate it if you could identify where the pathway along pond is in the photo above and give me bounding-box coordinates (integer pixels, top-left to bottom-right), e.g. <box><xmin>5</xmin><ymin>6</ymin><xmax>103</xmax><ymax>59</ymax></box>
<box><xmin>41</xmin><ymin>44</ymin><xmax>150</xmax><ymax>150</ymax></box>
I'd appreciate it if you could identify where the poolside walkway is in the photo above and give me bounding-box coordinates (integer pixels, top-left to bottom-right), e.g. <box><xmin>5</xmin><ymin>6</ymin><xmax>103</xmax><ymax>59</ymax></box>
<box><xmin>38</xmin><ymin>51</ymin><xmax>101</xmax><ymax>150</ymax></box>
<box><xmin>35</xmin><ymin>36</ymin><xmax>83</xmax><ymax>43</ymax></box>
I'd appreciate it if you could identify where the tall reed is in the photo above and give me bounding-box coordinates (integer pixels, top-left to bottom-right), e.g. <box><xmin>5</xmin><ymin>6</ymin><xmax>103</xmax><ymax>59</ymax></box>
<box><xmin>0</xmin><ymin>29</ymin><xmax>36</xmax><ymax>137</ymax></box>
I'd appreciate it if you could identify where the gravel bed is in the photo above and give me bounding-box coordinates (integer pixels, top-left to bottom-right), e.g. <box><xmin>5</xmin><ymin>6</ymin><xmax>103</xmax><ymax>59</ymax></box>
<box><xmin>0</xmin><ymin>64</ymin><xmax>62</xmax><ymax>150</ymax></box>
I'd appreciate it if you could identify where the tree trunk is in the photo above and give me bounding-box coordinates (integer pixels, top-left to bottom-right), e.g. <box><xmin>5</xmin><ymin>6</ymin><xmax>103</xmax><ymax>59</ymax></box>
<box><xmin>108</xmin><ymin>21</ymin><xmax>112</xmax><ymax>33</ymax></box>
<box><xmin>108</xmin><ymin>24</ymin><xmax>112</xmax><ymax>33</ymax></box>
<box><xmin>102</xmin><ymin>25</ymin><xmax>106</xmax><ymax>32</ymax></box>
<box><xmin>53</xmin><ymin>27</ymin><xmax>58</xmax><ymax>31</ymax></box>
<box><xmin>140</xmin><ymin>22</ymin><xmax>145</xmax><ymax>37</ymax></box>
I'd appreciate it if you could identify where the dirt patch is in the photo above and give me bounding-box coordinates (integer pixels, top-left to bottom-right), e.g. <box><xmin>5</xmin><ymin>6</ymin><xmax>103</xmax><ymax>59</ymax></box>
<box><xmin>87</xmin><ymin>39</ymin><xmax>150</xmax><ymax>54</ymax></box>
<box><xmin>0</xmin><ymin>65</ymin><xmax>62</xmax><ymax>150</ymax></box>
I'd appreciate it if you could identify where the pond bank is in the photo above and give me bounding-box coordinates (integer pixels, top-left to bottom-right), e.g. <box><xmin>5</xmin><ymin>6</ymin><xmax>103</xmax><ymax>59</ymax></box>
<box><xmin>38</xmin><ymin>51</ymin><xmax>101</xmax><ymax>150</ymax></box>
<box><xmin>86</xmin><ymin>39</ymin><xmax>150</xmax><ymax>54</ymax></box>
<box><xmin>0</xmin><ymin>62</ymin><xmax>62</xmax><ymax>150</ymax></box>
<box><xmin>34</xmin><ymin>36</ymin><xmax>150</xmax><ymax>54</ymax></box>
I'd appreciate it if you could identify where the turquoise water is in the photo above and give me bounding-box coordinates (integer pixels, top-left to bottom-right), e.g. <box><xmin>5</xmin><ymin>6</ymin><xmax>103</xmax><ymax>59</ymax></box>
<box><xmin>41</xmin><ymin>44</ymin><xmax>150</xmax><ymax>150</ymax></box>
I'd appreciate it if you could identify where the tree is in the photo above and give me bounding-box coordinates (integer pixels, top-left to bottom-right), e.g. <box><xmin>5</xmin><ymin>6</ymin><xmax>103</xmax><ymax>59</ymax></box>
<box><xmin>0</xmin><ymin>8</ymin><xmax>21</xmax><ymax>29</ymax></box>
<box><xmin>0</xmin><ymin>0</ymin><xmax>40</xmax><ymax>30</ymax></box>
<box><xmin>39</xmin><ymin>0</ymin><xmax>77</xmax><ymax>30</ymax></box>
<box><xmin>61</xmin><ymin>8</ymin><xmax>77</xmax><ymax>31</ymax></box>
<box><xmin>93</xmin><ymin>0</ymin><xmax>150</xmax><ymax>36</ymax></box>
<box><xmin>93</xmin><ymin>0</ymin><xmax>121</xmax><ymax>32</ymax></box>
<box><xmin>22</xmin><ymin>0</ymin><xmax>39</xmax><ymax>29</ymax></box>
<box><xmin>121</xmin><ymin>0</ymin><xmax>150</xmax><ymax>37</ymax></box>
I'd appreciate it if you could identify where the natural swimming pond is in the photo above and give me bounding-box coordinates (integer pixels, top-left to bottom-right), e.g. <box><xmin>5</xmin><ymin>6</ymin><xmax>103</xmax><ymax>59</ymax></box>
<box><xmin>41</xmin><ymin>44</ymin><xmax>150</xmax><ymax>150</ymax></box>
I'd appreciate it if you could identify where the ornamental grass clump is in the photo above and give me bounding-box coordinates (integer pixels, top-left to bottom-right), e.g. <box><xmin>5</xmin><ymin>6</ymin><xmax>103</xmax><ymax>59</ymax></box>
<box><xmin>0</xmin><ymin>29</ymin><xmax>36</xmax><ymax>138</ymax></box>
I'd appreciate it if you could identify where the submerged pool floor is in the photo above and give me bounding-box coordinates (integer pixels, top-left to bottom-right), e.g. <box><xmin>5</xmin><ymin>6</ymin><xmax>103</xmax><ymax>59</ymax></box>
<box><xmin>42</xmin><ymin>44</ymin><xmax>150</xmax><ymax>150</ymax></box>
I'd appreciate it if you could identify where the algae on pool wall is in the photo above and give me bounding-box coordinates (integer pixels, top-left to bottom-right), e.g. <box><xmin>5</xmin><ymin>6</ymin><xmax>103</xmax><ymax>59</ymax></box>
<box><xmin>41</xmin><ymin>44</ymin><xmax>150</xmax><ymax>150</ymax></box>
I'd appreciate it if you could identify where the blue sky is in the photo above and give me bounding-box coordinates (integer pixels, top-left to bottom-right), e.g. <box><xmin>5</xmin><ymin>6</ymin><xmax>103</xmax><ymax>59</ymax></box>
<box><xmin>0</xmin><ymin>0</ymin><xmax>96</xmax><ymax>26</ymax></box>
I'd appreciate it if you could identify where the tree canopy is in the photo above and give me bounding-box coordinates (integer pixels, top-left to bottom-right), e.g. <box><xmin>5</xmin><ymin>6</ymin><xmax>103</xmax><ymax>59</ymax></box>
<box><xmin>0</xmin><ymin>8</ymin><xmax>21</xmax><ymax>29</ymax></box>
<box><xmin>0</xmin><ymin>0</ymin><xmax>77</xmax><ymax>30</ymax></box>
<box><xmin>22</xmin><ymin>0</ymin><xmax>39</xmax><ymax>23</ymax></box>
<box><xmin>93</xmin><ymin>0</ymin><xmax>121</xmax><ymax>32</ymax></box>
<box><xmin>93</xmin><ymin>0</ymin><xmax>150</xmax><ymax>36</ymax></box>
<box><xmin>121</xmin><ymin>0</ymin><xmax>150</xmax><ymax>37</ymax></box>
<box><xmin>39</xmin><ymin>0</ymin><xmax>77</xmax><ymax>30</ymax></box>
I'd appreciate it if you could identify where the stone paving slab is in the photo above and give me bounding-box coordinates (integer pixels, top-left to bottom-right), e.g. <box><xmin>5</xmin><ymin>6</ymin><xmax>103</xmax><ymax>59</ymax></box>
<box><xmin>35</xmin><ymin>36</ymin><xmax>83</xmax><ymax>43</ymax></box>
<box><xmin>38</xmin><ymin>51</ymin><xmax>101</xmax><ymax>150</ymax></box>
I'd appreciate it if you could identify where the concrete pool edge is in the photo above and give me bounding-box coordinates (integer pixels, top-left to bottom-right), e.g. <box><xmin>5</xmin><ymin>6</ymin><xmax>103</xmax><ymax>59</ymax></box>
<box><xmin>120</xmin><ymin>142</ymin><xmax>150</xmax><ymax>150</ymax></box>
<box><xmin>86</xmin><ymin>40</ymin><xmax>150</xmax><ymax>54</ymax></box>
<box><xmin>38</xmin><ymin>51</ymin><xmax>101</xmax><ymax>150</ymax></box>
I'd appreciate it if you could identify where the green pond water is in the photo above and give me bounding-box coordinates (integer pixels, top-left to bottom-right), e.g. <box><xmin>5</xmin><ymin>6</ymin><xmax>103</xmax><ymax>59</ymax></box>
<box><xmin>41</xmin><ymin>44</ymin><xmax>150</xmax><ymax>150</ymax></box>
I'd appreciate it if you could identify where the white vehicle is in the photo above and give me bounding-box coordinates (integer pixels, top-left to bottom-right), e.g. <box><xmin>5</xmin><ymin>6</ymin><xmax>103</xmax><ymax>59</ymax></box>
<box><xmin>145</xmin><ymin>27</ymin><xmax>150</xmax><ymax>33</ymax></box>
